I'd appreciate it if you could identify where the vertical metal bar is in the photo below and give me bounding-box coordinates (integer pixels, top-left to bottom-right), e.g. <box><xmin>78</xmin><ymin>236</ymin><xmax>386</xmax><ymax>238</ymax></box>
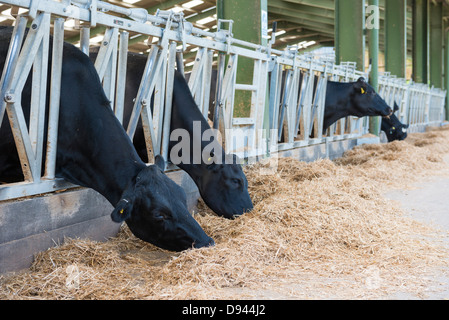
<box><xmin>44</xmin><ymin>18</ymin><xmax>65</xmax><ymax>180</ymax></box>
<box><xmin>201</xmin><ymin>50</ymin><xmax>213</xmax><ymax>119</ymax></box>
<box><xmin>80</xmin><ymin>27</ymin><xmax>90</xmax><ymax>56</ymax></box>
<box><xmin>161</xmin><ymin>41</ymin><xmax>177</xmax><ymax>163</ymax></box>
<box><xmin>115</xmin><ymin>30</ymin><xmax>128</xmax><ymax>124</ymax></box>
<box><xmin>29</xmin><ymin>21</ymin><xmax>50</xmax><ymax>181</ymax></box>
<box><xmin>188</xmin><ymin>48</ymin><xmax>205</xmax><ymax>97</ymax></box>
<box><xmin>278</xmin><ymin>69</ymin><xmax>292</xmax><ymax>141</ymax></box>
<box><xmin>176</xmin><ymin>50</ymin><xmax>185</xmax><ymax>76</ymax></box>
<box><xmin>369</xmin><ymin>0</ymin><xmax>380</xmax><ymax>136</ymax></box>
<box><xmin>213</xmin><ymin>52</ymin><xmax>225</xmax><ymax>130</ymax></box>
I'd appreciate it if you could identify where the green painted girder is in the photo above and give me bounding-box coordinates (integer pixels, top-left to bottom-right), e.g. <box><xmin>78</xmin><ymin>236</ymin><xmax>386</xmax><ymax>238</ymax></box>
<box><xmin>429</xmin><ymin>0</ymin><xmax>444</xmax><ymax>88</ymax></box>
<box><xmin>335</xmin><ymin>0</ymin><xmax>365</xmax><ymax>69</ymax></box>
<box><xmin>385</xmin><ymin>0</ymin><xmax>407</xmax><ymax>78</ymax></box>
<box><xmin>412</xmin><ymin>0</ymin><xmax>429</xmax><ymax>84</ymax></box>
<box><xmin>283</xmin><ymin>0</ymin><xmax>335</xmax><ymax>10</ymax></box>
<box><xmin>268</xmin><ymin>6</ymin><xmax>334</xmax><ymax>26</ymax></box>
<box><xmin>268</xmin><ymin>0</ymin><xmax>335</xmax><ymax>19</ymax></box>
<box><xmin>269</xmin><ymin>13</ymin><xmax>334</xmax><ymax>36</ymax></box>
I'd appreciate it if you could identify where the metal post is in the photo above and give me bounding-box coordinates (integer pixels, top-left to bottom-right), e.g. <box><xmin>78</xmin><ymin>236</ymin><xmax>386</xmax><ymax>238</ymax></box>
<box><xmin>115</xmin><ymin>30</ymin><xmax>129</xmax><ymax>124</ymax></box>
<box><xmin>369</xmin><ymin>0</ymin><xmax>380</xmax><ymax>136</ymax></box>
<box><xmin>80</xmin><ymin>27</ymin><xmax>90</xmax><ymax>56</ymax></box>
<box><xmin>44</xmin><ymin>18</ymin><xmax>64</xmax><ymax>180</ymax></box>
<box><xmin>385</xmin><ymin>0</ymin><xmax>406</xmax><ymax>78</ymax></box>
<box><xmin>413</xmin><ymin>0</ymin><xmax>429</xmax><ymax>84</ymax></box>
<box><xmin>335</xmin><ymin>0</ymin><xmax>365</xmax><ymax>69</ymax></box>
<box><xmin>430</xmin><ymin>0</ymin><xmax>443</xmax><ymax>88</ymax></box>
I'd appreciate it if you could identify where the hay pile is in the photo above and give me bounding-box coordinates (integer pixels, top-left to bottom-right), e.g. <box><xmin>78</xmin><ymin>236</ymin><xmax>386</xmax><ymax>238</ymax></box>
<box><xmin>2</xmin><ymin>126</ymin><xmax>449</xmax><ymax>299</ymax></box>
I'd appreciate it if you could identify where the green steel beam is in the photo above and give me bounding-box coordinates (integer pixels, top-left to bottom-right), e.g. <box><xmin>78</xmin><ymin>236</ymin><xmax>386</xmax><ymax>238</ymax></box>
<box><xmin>268</xmin><ymin>6</ymin><xmax>334</xmax><ymax>26</ymax></box>
<box><xmin>283</xmin><ymin>0</ymin><xmax>335</xmax><ymax>10</ymax></box>
<box><xmin>430</xmin><ymin>0</ymin><xmax>444</xmax><ymax>88</ymax></box>
<box><xmin>385</xmin><ymin>0</ymin><xmax>407</xmax><ymax>78</ymax></box>
<box><xmin>369</xmin><ymin>0</ymin><xmax>380</xmax><ymax>136</ymax></box>
<box><xmin>269</xmin><ymin>14</ymin><xmax>334</xmax><ymax>36</ymax></box>
<box><xmin>268</xmin><ymin>0</ymin><xmax>334</xmax><ymax>19</ymax></box>
<box><xmin>335</xmin><ymin>0</ymin><xmax>365</xmax><ymax>69</ymax></box>
<box><xmin>412</xmin><ymin>0</ymin><xmax>429</xmax><ymax>84</ymax></box>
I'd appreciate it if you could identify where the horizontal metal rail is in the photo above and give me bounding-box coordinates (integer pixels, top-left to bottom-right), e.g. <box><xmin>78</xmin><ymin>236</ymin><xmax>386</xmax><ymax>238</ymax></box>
<box><xmin>0</xmin><ymin>0</ymin><xmax>446</xmax><ymax>202</ymax></box>
<box><xmin>378</xmin><ymin>72</ymin><xmax>446</xmax><ymax>131</ymax></box>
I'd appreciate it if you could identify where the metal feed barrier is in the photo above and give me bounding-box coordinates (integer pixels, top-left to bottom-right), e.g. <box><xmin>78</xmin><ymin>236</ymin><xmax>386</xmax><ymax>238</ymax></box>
<box><xmin>378</xmin><ymin>72</ymin><xmax>446</xmax><ymax>131</ymax></box>
<box><xmin>0</xmin><ymin>0</ymin><xmax>446</xmax><ymax>202</ymax></box>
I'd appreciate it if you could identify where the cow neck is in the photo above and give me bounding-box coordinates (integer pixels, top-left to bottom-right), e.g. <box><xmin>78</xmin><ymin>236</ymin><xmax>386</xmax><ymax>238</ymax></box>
<box><xmin>56</xmin><ymin>65</ymin><xmax>147</xmax><ymax>207</ymax></box>
<box><xmin>323</xmin><ymin>81</ymin><xmax>353</xmax><ymax>131</ymax></box>
<box><xmin>58</xmin><ymin>140</ymin><xmax>146</xmax><ymax>207</ymax></box>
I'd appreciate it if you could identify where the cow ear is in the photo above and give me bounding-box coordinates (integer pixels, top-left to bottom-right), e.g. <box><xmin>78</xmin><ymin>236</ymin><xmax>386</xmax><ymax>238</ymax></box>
<box><xmin>154</xmin><ymin>154</ymin><xmax>166</xmax><ymax>171</ymax></box>
<box><xmin>111</xmin><ymin>198</ymin><xmax>133</xmax><ymax>222</ymax></box>
<box><xmin>404</xmin><ymin>124</ymin><xmax>409</xmax><ymax>129</ymax></box>
<box><xmin>393</xmin><ymin>103</ymin><xmax>400</xmax><ymax>112</ymax></box>
<box><xmin>354</xmin><ymin>77</ymin><xmax>367</xmax><ymax>94</ymax></box>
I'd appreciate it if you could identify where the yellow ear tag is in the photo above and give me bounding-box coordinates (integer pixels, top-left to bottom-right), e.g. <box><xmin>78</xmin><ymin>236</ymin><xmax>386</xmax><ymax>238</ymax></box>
<box><xmin>208</xmin><ymin>157</ymin><xmax>212</xmax><ymax>162</ymax></box>
<box><xmin>119</xmin><ymin>209</ymin><xmax>124</xmax><ymax>215</ymax></box>
<box><xmin>361</xmin><ymin>88</ymin><xmax>366</xmax><ymax>94</ymax></box>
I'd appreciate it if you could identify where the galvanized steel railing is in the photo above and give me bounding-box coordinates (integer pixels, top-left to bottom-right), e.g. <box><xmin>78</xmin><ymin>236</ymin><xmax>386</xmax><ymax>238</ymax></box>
<box><xmin>0</xmin><ymin>0</ymin><xmax>445</xmax><ymax>201</ymax></box>
<box><xmin>378</xmin><ymin>72</ymin><xmax>446</xmax><ymax>131</ymax></box>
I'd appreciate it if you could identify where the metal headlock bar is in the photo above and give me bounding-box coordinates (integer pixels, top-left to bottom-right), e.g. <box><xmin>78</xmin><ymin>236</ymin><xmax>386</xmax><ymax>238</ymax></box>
<box><xmin>0</xmin><ymin>0</ymin><xmax>446</xmax><ymax>201</ymax></box>
<box><xmin>378</xmin><ymin>72</ymin><xmax>446</xmax><ymax>132</ymax></box>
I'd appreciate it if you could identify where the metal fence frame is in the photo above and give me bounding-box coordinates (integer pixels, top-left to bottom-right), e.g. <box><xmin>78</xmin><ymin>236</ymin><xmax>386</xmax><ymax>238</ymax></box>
<box><xmin>0</xmin><ymin>0</ymin><xmax>446</xmax><ymax>202</ymax></box>
<box><xmin>378</xmin><ymin>72</ymin><xmax>446</xmax><ymax>132</ymax></box>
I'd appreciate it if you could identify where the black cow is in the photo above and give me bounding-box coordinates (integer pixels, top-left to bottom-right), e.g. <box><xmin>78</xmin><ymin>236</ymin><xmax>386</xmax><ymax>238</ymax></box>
<box><xmin>118</xmin><ymin>52</ymin><xmax>253</xmax><ymax>219</ymax></box>
<box><xmin>323</xmin><ymin>78</ymin><xmax>393</xmax><ymax>131</ymax></box>
<box><xmin>0</xmin><ymin>27</ymin><xmax>213</xmax><ymax>251</ymax></box>
<box><xmin>381</xmin><ymin>102</ymin><xmax>408</xmax><ymax>142</ymax></box>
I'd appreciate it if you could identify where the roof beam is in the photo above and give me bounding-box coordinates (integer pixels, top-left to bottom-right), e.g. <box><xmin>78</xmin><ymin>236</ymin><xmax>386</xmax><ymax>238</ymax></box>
<box><xmin>268</xmin><ymin>0</ymin><xmax>334</xmax><ymax>19</ymax></box>
<box><xmin>268</xmin><ymin>6</ymin><xmax>334</xmax><ymax>26</ymax></box>
<box><xmin>282</xmin><ymin>0</ymin><xmax>335</xmax><ymax>10</ymax></box>
<box><xmin>269</xmin><ymin>13</ymin><xmax>334</xmax><ymax>36</ymax></box>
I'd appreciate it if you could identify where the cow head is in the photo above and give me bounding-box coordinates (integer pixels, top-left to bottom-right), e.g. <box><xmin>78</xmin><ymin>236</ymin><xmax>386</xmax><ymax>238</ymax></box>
<box><xmin>193</xmin><ymin>153</ymin><xmax>253</xmax><ymax>219</ymax></box>
<box><xmin>350</xmin><ymin>77</ymin><xmax>393</xmax><ymax>118</ymax></box>
<box><xmin>381</xmin><ymin>103</ymin><xmax>409</xmax><ymax>142</ymax></box>
<box><xmin>111</xmin><ymin>156</ymin><xmax>214</xmax><ymax>251</ymax></box>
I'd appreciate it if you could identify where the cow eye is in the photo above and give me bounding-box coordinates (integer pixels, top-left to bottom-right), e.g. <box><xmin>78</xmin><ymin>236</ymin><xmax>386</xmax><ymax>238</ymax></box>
<box><xmin>231</xmin><ymin>178</ymin><xmax>241</xmax><ymax>185</ymax></box>
<box><xmin>153</xmin><ymin>209</ymin><xmax>171</xmax><ymax>221</ymax></box>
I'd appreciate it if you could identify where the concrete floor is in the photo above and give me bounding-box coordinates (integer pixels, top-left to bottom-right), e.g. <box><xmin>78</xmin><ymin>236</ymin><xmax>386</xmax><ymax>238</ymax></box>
<box><xmin>385</xmin><ymin>174</ymin><xmax>449</xmax><ymax>299</ymax></box>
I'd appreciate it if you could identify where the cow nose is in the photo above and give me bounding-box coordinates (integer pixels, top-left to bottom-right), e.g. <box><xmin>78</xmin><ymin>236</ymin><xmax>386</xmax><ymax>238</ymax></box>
<box><xmin>194</xmin><ymin>237</ymin><xmax>215</xmax><ymax>248</ymax></box>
